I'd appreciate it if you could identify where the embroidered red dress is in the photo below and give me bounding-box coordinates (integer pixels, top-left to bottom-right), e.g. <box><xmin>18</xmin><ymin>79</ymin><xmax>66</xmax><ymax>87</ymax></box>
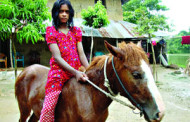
<box><xmin>45</xmin><ymin>26</ymin><xmax>82</xmax><ymax>94</ymax></box>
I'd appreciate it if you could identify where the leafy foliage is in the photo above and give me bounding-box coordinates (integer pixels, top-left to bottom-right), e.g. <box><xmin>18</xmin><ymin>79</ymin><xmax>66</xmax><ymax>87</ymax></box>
<box><xmin>81</xmin><ymin>0</ymin><xmax>109</xmax><ymax>28</ymax></box>
<box><xmin>0</xmin><ymin>0</ymin><xmax>51</xmax><ymax>44</ymax></box>
<box><xmin>166</xmin><ymin>29</ymin><xmax>190</xmax><ymax>54</ymax></box>
<box><xmin>122</xmin><ymin>0</ymin><xmax>169</xmax><ymax>36</ymax></box>
<box><xmin>0</xmin><ymin>18</ymin><xmax>13</xmax><ymax>40</ymax></box>
<box><xmin>81</xmin><ymin>0</ymin><xmax>110</xmax><ymax>63</ymax></box>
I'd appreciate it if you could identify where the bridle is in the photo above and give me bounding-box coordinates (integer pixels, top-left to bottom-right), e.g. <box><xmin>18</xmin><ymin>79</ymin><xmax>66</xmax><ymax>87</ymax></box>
<box><xmin>104</xmin><ymin>56</ymin><xmax>143</xmax><ymax>116</ymax></box>
<box><xmin>84</xmin><ymin>56</ymin><xmax>143</xmax><ymax>116</ymax></box>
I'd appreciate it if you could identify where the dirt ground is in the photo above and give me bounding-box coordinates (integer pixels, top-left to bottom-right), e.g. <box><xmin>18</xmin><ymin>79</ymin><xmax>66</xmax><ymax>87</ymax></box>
<box><xmin>0</xmin><ymin>65</ymin><xmax>190</xmax><ymax>122</ymax></box>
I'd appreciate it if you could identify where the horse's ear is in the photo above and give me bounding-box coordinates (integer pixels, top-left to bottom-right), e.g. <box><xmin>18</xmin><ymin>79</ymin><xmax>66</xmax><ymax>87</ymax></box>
<box><xmin>104</xmin><ymin>40</ymin><xmax>124</xmax><ymax>60</ymax></box>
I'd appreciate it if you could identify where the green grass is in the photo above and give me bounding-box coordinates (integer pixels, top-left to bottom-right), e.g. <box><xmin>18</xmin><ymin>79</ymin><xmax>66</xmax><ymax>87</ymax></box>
<box><xmin>167</xmin><ymin>54</ymin><xmax>190</xmax><ymax>68</ymax></box>
<box><xmin>169</xmin><ymin>63</ymin><xmax>186</xmax><ymax>68</ymax></box>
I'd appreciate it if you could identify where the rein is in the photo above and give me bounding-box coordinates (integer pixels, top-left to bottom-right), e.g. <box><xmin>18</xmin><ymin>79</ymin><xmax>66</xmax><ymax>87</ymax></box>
<box><xmin>84</xmin><ymin>78</ymin><xmax>135</xmax><ymax>110</ymax></box>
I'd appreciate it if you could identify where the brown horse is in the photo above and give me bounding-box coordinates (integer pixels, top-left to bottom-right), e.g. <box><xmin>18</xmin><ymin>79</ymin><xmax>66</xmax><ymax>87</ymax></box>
<box><xmin>15</xmin><ymin>41</ymin><xmax>165</xmax><ymax>122</ymax></box>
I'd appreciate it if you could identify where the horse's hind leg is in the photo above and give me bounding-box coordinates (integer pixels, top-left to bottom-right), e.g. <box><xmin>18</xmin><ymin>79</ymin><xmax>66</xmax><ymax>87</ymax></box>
<box><xmin>28</xmin><ymin>113</ymin><xmax>39</xmax><ymax>122</ymax></box>
<box><xmin>19</xmin><ymin>109</ymin><xmax>31</xmax><ymax>122</ymax></box>
<box><xmin>17</xmin><ymin>100</ymin><xmax>31</xmax><ymax>122</ymax></box>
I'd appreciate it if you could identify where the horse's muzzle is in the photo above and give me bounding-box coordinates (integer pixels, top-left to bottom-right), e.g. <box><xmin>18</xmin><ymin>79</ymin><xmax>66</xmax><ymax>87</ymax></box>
<box><xmin>145</xmin><ymin>110</ymin><xmax>165</xmax><ymax>122</ymax></box>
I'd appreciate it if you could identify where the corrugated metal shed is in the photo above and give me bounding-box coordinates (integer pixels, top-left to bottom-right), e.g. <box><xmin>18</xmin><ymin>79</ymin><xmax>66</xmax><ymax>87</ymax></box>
<box><xmin>46</xmin><ymin>18</ymin><xmax>146</xmax><ymax>39</ymax></box>
<box><xmin>74</xmin><ymin>18</ymin><xmax>146</xmax><ymax>39</ymax></box>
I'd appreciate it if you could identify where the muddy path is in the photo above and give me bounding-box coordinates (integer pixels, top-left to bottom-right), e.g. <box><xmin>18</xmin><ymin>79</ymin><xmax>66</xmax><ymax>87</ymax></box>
<box><xmin>0</xmin><ymin>65</ymin><xmax>190</xmax><ymax>122</ymax></box>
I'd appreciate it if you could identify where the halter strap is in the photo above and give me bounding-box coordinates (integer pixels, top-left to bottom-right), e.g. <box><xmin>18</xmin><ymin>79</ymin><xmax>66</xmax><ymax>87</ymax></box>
<box><xmin>111</xmin><ymin>56</ymin><xmax>143</xmax><ymax>116</ymax></box>
<box><xmin>104</xmin><ymin>56</ymin><xmax>117</xmax><ymax>96</ymax></box>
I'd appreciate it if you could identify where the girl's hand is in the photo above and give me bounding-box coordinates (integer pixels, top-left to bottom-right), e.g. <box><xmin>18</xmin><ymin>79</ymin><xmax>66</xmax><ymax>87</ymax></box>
<box><xmin>75</xmin><ymin>71</ymin><xmax>88</xmax><ymax>82</ymax></box>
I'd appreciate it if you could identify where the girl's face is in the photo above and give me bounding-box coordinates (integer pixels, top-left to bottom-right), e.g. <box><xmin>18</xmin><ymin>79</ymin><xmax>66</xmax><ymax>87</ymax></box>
<box><xmin>59</xmin><ymin>4</ymin><xmax>69</xmax><ymax>24</ymax></box>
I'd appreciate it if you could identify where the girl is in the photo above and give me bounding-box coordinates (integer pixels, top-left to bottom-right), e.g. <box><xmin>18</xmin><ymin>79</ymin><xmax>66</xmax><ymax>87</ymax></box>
<box><xmin>39</xmin><ymin>0</ymin><xmax>89</xmax><ymax>121</ymax></box>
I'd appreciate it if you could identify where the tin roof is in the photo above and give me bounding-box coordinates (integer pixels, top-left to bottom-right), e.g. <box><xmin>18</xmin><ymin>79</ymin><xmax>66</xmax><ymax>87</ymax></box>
<box><xmin>73</xmin><ymin>18</ymin><xmax>146</xmax><ymax>39</ymax></box>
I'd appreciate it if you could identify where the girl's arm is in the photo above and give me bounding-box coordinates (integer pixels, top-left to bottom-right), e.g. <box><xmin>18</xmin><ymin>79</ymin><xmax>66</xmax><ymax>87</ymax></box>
<box><xmin>49</xmin><ymin>43</ymin><xmax>87</xmax><ymax>81</ymax></box>
<box><xmin>77</xmin><ymin>42</ymin><xmax>89</xmax><ymax>68</ymax></box>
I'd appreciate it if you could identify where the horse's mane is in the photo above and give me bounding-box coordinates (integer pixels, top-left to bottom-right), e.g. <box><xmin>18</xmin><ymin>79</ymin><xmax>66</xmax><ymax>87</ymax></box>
<box><xmin>86</xmin><ymin>54</ymin><xmax>111</xmax><ymax>71</ymax></box>
<box><xmin>119</xmin><ymin>42</ymin><xmax>149</xmax><ymax>66</ymax></box>
<box><xmin>86</xmin><ymin>42</ymin><xmax>149</xmax><ymax>71</ymax></box>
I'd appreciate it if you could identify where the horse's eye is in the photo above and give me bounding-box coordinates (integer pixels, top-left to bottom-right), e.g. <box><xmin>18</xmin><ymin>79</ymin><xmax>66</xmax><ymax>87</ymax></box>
<box><xmin>123</xmin><ymin>64</ymin><xmax>128</xmax><ymax>69</ymax></box>
<box><xmin>132</xmin><ymin>71</ymin><xmax>142</xmax><ymax>79</ymax></box>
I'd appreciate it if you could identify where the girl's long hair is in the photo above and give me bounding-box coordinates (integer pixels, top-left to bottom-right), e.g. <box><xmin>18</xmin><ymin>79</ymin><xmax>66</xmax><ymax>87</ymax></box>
<box><xmin>52</xmin><ymin>0</ymin><xmax>74</xmax><ymax>30</ymax></box>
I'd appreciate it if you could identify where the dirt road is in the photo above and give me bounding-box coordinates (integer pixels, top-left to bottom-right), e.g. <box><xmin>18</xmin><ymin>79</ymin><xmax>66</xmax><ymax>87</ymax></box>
<box><xmin>0</xmin><ymin>65</ymin><xmax>190</xmax><ymax>122</ymax></box>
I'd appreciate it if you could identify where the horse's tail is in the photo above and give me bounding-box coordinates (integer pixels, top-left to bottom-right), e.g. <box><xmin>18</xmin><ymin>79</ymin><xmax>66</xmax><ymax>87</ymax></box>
<box><xmin>15</xmin><ymin>65</ymin><xmax>38</xmax><ymax>99</ymax></box>
<box><xmin>15</xmin><ymin>67</ymin><xmax>27</xmax><ymax>100</ymax></box>
<box><xmin>15</xmin><ymin>65</ymin><xmax>37</xmax><ymax>122</ymax></box>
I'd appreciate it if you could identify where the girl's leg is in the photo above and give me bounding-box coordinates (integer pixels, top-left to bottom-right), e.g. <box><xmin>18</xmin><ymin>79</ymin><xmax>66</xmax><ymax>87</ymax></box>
<box><xmin>39</xmin><ymin>91</ymin><xmax>61</xmax><ymax>122</ymax></box>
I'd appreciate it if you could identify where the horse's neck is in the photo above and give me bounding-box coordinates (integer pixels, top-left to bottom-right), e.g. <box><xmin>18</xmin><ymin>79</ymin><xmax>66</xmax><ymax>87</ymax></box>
<box><xmin>86</xmin><ymin>60</ymin><xmax>116</xmax><ymax>112</ymax></box>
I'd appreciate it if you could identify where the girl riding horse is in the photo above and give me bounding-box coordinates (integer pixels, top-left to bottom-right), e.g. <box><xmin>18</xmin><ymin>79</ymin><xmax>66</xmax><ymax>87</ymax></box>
<box><xmin>40</xmin><ymin>0</ymin><xmax>89</xmax><ymax>121</ymax></box>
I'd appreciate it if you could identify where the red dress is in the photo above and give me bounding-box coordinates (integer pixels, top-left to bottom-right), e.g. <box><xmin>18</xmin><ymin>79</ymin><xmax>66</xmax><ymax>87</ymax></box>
<box><xmin>45</xmin><ymin>26</ymin><xmax>82</xmax><ymax>94</ymax></box>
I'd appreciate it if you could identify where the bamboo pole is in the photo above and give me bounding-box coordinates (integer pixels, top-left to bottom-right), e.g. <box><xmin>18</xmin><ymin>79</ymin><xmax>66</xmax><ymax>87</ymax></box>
<box><xmin>116</xmin><ymin>39</ymin><xmax>118</xmax><ymax>47</ymax></box>
<box><xmin>89</xmin><ymin>28</ymin><xmax>94</xmax><ymax>64</ymax></box>
<box><xmin>12</xmin><ymin>40</ymin><xmax>17</xmax><ymax>79</ymax></box>
<box><xmin>149</xmin><ymin>34</ymin><xmax>157</xmax><ymax>80</ymax></box>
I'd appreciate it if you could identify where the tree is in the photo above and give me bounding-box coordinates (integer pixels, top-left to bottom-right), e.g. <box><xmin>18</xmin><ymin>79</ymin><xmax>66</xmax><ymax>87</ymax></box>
<box><xmin>81</xmin><ymin>0</ymin><xmax>109</xmax><ymax>63</ymax></box>
<box><xmin>0</xmin><ymin>0</ymin><xmax>51</xmax><ymax>77</ymax></box>
<box><xmin>122</xmin><ymin>0</ymin><xmax>170</xmax><ymax>79</ymax></box>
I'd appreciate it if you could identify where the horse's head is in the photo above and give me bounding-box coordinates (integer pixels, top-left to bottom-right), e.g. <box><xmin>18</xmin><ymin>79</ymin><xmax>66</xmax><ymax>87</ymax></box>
<box><xmin>105</xmin><ymin>41</ymin><xmax>165</xmax><ymax>122</ymax></box>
